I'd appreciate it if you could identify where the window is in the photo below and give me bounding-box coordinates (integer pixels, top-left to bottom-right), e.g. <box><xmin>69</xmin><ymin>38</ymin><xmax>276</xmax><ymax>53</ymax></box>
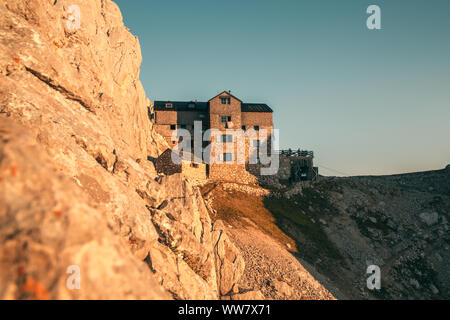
<box><xmin>179</xmin><ymin>124</ymin><xmax>187</xmax><ymax>129</ymax></box>
<box><xmin>170</xmin><ymin>124</ymin><xmax>176</xmax><ymax>130</ymax></box>
<box><xmin>223</xmin><ymin>153</ymin><xmax>233</xmax><ymax>162</ymax></box>
<box><xmin>221</xmin><ymin>116</ymin><xmax>231</xmax><ymax>123</ymax></box>
<box><xmin>188</xmin><ymin>103</ymin><xmax>195</xmax><ymax>108</ymax></box>
<box><xmin>199</xmin><ymin>114</ymin><xmax>205</xmax><ymax>119</ymax></box>
<box><xmin>220</xmin><ymin>97</ymin><xmax>231</xmax><ymax>104</ymax></box>
<box><xmin>241</xmin><ymin>125</ymin><xmax>246</xmax><ymax>131</ymax></box>
<box><xmin>221</xmin><ymin>134</ymin><xmax>233</xmax><ymax>143</ymax></box>
<box><xmin>165</xmin><ymin>103</ymin><xmax>173</xmax><ymax>108</ymax></box>
<box><xmin>254</xmin><ymin>125</ymin><xmax>260</xmax><ymax>131</ymax></box>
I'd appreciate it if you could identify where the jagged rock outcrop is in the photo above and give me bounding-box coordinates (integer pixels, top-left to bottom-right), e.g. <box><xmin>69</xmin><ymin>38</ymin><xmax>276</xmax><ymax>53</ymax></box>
<box><xmin>212</xmin><ymin>221</ymin><xmax>245</xmax><ymax>297</ymax></box>
<box><xmin>0</xmin><ymin>0</ymin><xmax>246</xmax><ymax>300</ymax></box>
<box><xmin>0</xmin><ymin>119</ymin><xmax>169</xmax><ymax>299</ymax></box>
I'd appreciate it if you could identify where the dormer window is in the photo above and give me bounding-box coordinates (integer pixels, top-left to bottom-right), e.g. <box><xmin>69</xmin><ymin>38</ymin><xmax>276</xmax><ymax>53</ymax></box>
<box><xmin>220</xmin><ymin>97</ymin><xmax>231</xmax><ymax>105</ymax></box>
<box><xmin>165</xmin><ymin>102</ymin><xmax>173</xmax><ymax>108</ymax></box>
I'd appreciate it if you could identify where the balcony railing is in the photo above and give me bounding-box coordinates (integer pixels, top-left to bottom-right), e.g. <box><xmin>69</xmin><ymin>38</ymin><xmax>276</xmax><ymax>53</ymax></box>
<box><xmin>276</xmin><ymin>149</ymin><xmax>314</xmax><ymax>158</ymax></box>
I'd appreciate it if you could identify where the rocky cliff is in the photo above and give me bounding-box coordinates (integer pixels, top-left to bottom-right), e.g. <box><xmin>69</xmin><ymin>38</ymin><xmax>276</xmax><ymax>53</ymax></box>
<box><xmin>0</xmin><ymin>0</ymin><xmax>255</xmax><ymax>300</ymax></box>
<box><xmin>204</xmin><ymin>168</ymin><xmax>449</xmax><ymax>299</ymax></box>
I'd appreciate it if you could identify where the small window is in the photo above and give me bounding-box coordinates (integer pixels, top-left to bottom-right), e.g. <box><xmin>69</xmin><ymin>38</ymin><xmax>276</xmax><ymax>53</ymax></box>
<box><xmin>188</xmin><ymin>103</ymin><xmax>195</xmax><ymax>108</ymax></box>
<box><xmin>170</xmin><ymin>124</ymin><xmax>176</xmax><ymax>130</ymax></box>
<box><xmin>221</xmin><ymin>116</ymin><xmax>227</xmax><ymax>123</ymax></box>
<box><xmin>221</xmin><ymin>135</ymin><xmax>233</xmax><ymax>143</ymax></box>
<box><xmin>227</xmin><ymin>116</ymin><xmax>232</xmax><ymax>122</ymax></box>
<box><xmin>254</xmin><ymin>125</ymin><xmax>260</xmax><ymax>131</ymax></box>
<box><xmin>223</xmin><ymin>153</ymin><xmax>233</xmax><ymax>162</ymax></box>
<box><xmin>241</xmin><ymin>125</ymin><xmax>246</xmax><ymax>131</ymax></box>
<box><xmin>220</xmin><ymin>97</ymin><xmax>231</xmax><ymax>104</ymax></box>
<box><xmin>191</xmin><ymin>163</ymin><xmax>199</xmax><ymax>168</ymax></box>
<box><xmin>179</xmin><ymin>124</ymin><xmax>187</xmax><ymax>129</ymax></box>
<box><xmin>165</xmin><ymin>103</ymin><xmax>173</xmax><ymax>108</ymax></box>
<box><xmin>199</xmin><ymin>114</ymin><xmax>205</xmax><ymax>119</ymax></box>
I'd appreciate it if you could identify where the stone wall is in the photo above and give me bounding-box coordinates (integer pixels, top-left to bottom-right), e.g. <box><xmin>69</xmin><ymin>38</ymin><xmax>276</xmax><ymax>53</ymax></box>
<box><xmin>241</xmin><ymin>111</ymin><xmax>273</xmax><ymax>129</ymax></box>
<box><xmin>209</xmin><ymin>163</ymin><xmax>257</xmax><ymax>185</ymax></box>
<box><xmin>154</xmin><ymin>110</ymin><xmax>178</xmax><ymax>146</ymax></box>
<box><xmin>222</xmin><ymin>182</ymin><xmax>270</xmax><ymax>196</ymax></box>
<box><xmin>182</xmin><ymin>161</ymin><xmax>207</xmax><ymax>185</ymax></box>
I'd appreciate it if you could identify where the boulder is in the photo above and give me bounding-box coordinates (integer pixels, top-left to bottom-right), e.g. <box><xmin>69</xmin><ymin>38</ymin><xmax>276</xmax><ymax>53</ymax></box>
<box><xmin>271</xmin><ymin>280</ymin><xmax>294</xmax><ymax>299</ymax></box>
<box><xmin>419</xmin><ymin>212</ymin><xmax>439</xmax><ymax>226</ymax></box>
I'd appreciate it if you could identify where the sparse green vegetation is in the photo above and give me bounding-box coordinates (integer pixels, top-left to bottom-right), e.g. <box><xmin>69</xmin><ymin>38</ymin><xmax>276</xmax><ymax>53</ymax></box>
<box><xmin>201</xmin><ymin>184</ymin><xmax>298</xmax><ymax>252</ymax></box>
<box><xmin>351</xmin><ymin>213</ymin><xmax>393</xmax><ymax>239</ymax></box>
<box><xmin>263</xmin><ymin>195</ymin><xmax>343</xmax><ymax>262</ymax></box>
<box><xmin>202</xmin><ymin>182</ymin><xmax>344</xmax><ymax>272</ymax></box>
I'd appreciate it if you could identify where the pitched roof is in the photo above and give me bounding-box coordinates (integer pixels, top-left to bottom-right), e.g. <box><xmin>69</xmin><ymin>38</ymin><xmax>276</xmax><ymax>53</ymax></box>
<box><xmin>241</xmin><ymin>103</ymin><xmax>273</xmax><ymax>113</ymax></box>
<box><xmin>208</xmin><ymin>90</ymin><xmax>243</xmax><ymax>103</ymax></box>
<box><xmin>154</xmin><ymin>93</ymin><xmax>273</xmax><ymax>113</ymax></box>
<box><xmin>155</xmin><ymin>101</ymin><xmax>273</xmax><ymax>113</ymax></box>
<box><xmin>154</xmin><ymin>101</ymin><xmax>208</xmax><ymax>112</ymax></box>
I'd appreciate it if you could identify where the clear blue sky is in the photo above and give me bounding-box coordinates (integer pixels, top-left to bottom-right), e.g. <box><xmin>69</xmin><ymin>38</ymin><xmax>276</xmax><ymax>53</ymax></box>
<box><xmin>114</xmin><ymin>0</ymin><xmax>450</xmax><ymax>176</ymax></box>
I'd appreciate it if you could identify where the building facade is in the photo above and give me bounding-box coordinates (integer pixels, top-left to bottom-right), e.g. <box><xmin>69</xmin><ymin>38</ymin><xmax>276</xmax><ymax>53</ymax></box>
<box><xmin>153</xmin><ymin>91</ymin><xmax>274</xmax><ymax>183</ymax></box>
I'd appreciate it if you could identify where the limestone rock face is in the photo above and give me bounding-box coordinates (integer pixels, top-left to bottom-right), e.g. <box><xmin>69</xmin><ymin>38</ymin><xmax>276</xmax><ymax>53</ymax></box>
<box><xmin>230</xmin><ymin>290</ymin><xmax>265</xmax><ymax>300</ymax></box>
<box><xmin>0</xmin><ymin>0</ymin><xmax>168</xmax><ymax>160</ymax></box>
<box><xmin>0</xmin><ymin>0</ymin><xmax>246</xmax><ymax>300</ymax></box>
<box><xmin>147</xmin><ymin>174</ymin><xmax>219</xmax><ymax>299</ymax></box>
<box><xmin>0</xmin><ymin>119</ymin><xmax>169</xmax><ymax>299</ymax></box>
